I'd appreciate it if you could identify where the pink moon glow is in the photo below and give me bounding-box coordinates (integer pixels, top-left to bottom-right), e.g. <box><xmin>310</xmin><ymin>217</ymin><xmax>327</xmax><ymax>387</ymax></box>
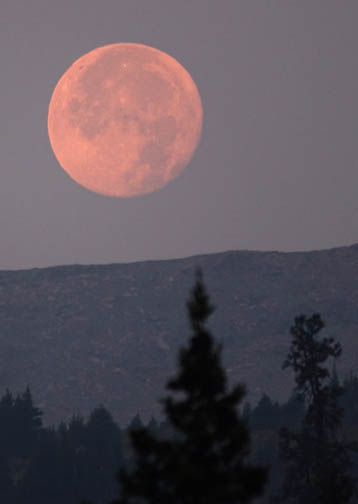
<box><xmin>48</xmin><ymin>43</ymin><xmax>203</xmax><ymax>197</ymax></box>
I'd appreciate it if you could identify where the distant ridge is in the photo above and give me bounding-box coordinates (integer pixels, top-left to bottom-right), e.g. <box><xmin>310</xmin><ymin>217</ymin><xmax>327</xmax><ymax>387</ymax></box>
<box><xmin>1</xmin><ymin>243</ymin><xmax>358</xmax><ymax>425</ymax></box>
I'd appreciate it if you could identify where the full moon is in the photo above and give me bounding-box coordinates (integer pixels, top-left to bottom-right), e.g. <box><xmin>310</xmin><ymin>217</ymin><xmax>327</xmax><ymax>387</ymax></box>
<box><xmin>48</xmin><ymin>43</ymin><xmax>203</xmax><ymax>197</ymax></box>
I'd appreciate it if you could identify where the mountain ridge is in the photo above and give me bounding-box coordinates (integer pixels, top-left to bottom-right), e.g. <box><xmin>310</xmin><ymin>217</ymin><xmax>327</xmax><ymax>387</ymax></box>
<box><xmin>4</xmin><ymin>241</ymin><xmax>358</xmax><ymax>273</ymax></box>
<box><xmin>1</xmin><ymin>243</ymin><xmax>358</xmax><ymax>425</ymax></box>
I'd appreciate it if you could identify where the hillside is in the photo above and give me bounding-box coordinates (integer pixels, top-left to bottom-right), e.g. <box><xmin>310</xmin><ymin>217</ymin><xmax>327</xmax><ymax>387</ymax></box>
<box><xmin>1</xmin><ymin>244</ymin><xmax>358</xmax><ymax>425</ymax></box>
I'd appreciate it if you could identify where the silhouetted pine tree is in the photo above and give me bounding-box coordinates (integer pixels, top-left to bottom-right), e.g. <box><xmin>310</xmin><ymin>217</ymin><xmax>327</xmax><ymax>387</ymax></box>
<box><xmin>0</xmin><ymin>392</ymin><xmax>13</xmax><ymax>501</ymax></box>
<box><xmin>13</xmin><ymin>387</ymin><xmax>43</xmax><ymax>457</ymax></box>
<box><xmin>114</xmin><ymin>271</ymin><xmax>267</xmax><ymax>504</ymax></box>
<box><xmin>276</xmin><ymin>314</ymin><xmax>356</xmax><ymax>503</ymax></box>
<box><xmin>84</xmin><ymin>406</ymin><xmax>122</xmax><ymax>502</ymax></box>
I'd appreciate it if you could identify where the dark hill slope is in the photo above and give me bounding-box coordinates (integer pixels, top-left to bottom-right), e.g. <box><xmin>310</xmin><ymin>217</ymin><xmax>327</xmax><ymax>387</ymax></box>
<box><xmin>1</xmin><ymin>245</ymin><xmax>358</xmax><ymax>425</ymax></box>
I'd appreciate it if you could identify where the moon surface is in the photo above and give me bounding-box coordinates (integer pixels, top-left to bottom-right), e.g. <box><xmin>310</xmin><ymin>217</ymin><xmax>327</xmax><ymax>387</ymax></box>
<box><xmin>48</xmin><ymin>43</ymin><xmax>203</xmax><ymax>197</ymax></box>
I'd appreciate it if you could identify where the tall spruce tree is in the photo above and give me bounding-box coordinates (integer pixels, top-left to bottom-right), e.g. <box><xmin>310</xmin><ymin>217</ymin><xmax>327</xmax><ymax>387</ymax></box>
<box><xmin>276</xmin><ymin>314</ymin><xmax>356</xmax><ymax>504</ymax></box>
<box><xmin>114</xmin><ymin>272</ymin><xmax>267</xmax><ymax>504</ymax></box>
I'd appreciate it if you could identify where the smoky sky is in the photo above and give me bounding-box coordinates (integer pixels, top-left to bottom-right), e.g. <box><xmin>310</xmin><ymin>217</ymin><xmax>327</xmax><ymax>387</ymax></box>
<box><xmin>0</xmin><ymin>0</ymin><xmax>357</xmax><ymax>269</ymax></box>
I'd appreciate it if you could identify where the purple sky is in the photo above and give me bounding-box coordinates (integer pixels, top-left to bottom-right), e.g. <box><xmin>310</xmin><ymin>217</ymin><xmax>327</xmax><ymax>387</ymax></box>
<box><xmin>0</xmin><ymin>1</ymin><xmax>357</xmax><ymax>269</ymax></box>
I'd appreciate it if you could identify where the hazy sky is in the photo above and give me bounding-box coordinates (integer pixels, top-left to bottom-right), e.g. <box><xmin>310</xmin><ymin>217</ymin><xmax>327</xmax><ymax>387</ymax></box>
<box><xmin>1</xmin><ymin>1</ymin><xmax>357</xmax><ymax>269</ymax></box>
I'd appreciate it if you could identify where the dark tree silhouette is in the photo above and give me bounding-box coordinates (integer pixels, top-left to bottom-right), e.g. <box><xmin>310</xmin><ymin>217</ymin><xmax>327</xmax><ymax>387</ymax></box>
<box><xmin>0</xmin><ymin>391</ymin><xmax>13</xmax><ymax>502</ymax></box>
<box><xmin>114</xmin><ymin>272</ymin><xmax>267</xmax><ymax>504</ymax></box>
<box><xmin>84</xmin><ymin>406</ymin><xmax>123</xmax><ymax>502</ymax></box>
<box><xmin>341</xmin><ymin>373</ymin><xmax>358</xmax><ymax>427</ymax></box>
<box><xmin>276</xmin><ymin>314</ymin><xmax>356</xmax><ymax>503</ymax></box>
<box><xmin>13</xmin><ymin>387</ymin><xmax>43</xmax><ymax>457</ymax></box>
<box><xmin>251</xmin><ymin>394</ymin><xmax>281</xmax><ymax>431</ymax></box>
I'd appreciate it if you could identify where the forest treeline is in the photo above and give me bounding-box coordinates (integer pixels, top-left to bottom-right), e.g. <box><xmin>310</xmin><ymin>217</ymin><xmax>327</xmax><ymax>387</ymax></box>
<box><xmin>1</xmin><ymin>380</ymin><xmax>358</xmax><ymax>503</ymax></box>
<box><xmin>1</xmin><ymin>275</ymin><xmax>358</xmax><ymax>503</ymax></box>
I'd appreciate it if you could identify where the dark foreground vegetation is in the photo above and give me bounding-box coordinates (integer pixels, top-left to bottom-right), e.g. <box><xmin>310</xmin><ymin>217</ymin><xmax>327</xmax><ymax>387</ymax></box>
<box><xmin>1</xmin><ymin>274</ymin><xmax>358</xmax><ymax>503</ymax></box>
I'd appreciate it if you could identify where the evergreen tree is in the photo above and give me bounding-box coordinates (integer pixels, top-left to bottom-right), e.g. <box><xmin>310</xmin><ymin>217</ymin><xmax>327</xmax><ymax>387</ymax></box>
<box><xmin>13</xmin><ymin>387</ymin><xmax>43</xmax><ymax>457</ymax></box>
<box><xmin>115</xmin><ymin>272</ymin><xmax>267</xmax><ymax>504</ymax></box>
<box><xmin>84</xmin><ymin>406</ymin><xmax>122</xmax><ymax>503</ymax></box>
<box><xmin>276</xmin><ymin>314</ymin><xmax>356</xmax><ymax>503</ymax></box>
<box><xmin>0</xmin><ymin>389</ymin><xmax>15</xmax><ymax>460</ymax></box>
<box><xmin>279</xmin><ymin>393</ymin><xmax>305</xmax><ymax>430</ymax></box>
<box><xmin>341</xmin><ymin>373</ymin><xmax>358</xmax><ymax>428</ymax></box>
<box><xmin>0</xmin><ymin>392</ymin><xmax>13</xmax><ymax>501</ymax></box>
<box><xmin>127</xmin><ymin>413</ymin><xmax>144</xmax><ymax>432</ymax></box>
<box><xmin>21</xmin><ymin>427</ymin><xmax>62</xmax><ymax>504</ymax></box>
<box><xmin>251</xmin><ymin>394</ymin><xmax>280</xmax><ymax>431</ymax></box>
